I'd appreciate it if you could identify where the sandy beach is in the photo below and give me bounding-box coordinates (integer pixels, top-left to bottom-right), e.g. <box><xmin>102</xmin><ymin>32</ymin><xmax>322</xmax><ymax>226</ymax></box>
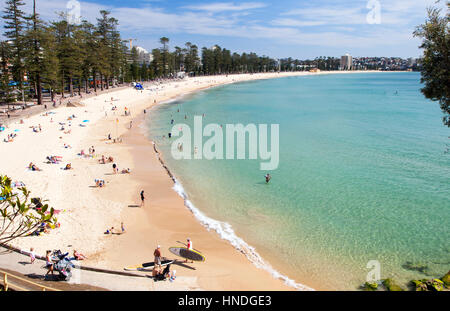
<box><xmin>0</xmin><ymin>71</ymin><xmax>380</xmax><ymax>291</ymax></box>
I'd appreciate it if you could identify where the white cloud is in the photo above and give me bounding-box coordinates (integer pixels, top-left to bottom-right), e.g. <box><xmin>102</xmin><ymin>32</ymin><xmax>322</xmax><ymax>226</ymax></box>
<box><xmin>1</xmin><ymin>0</ymin><xmax>439</xmax><ymax>57</ymax></box>
<box><xmin>183</xmin><ymin>2</ymin><xmax>267</xmax><ymax>13</ymax></box>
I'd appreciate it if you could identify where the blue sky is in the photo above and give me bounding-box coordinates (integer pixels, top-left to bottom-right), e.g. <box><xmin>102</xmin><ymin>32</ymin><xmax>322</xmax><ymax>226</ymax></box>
<box><xmin>0</xmin><ymin>0</ymin><xmax>445</xmax><ymax>59</ymax></box>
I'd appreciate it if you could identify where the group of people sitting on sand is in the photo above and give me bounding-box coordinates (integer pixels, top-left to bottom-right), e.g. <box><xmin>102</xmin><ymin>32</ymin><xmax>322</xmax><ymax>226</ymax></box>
<box><xmin>98</xmin><ymin>155</ymin><xmax>114</xmax><ymax>164</ymax></box>
<box><xmin>46</xmin><ymin>155</ymin><xmax>62</xmax><ymax>164</ymax></box>
<box><xmin>32</xmin><ymin>124</ymin><xmax>42</xmax><ymax>133</ymax></box>
<box><xmin>104</xmin><ymin>222</ymin><xmax>126</xmax><ymax>235</ymax></box>
<box><xmin>30</xmin><ymin>222</ymin><xmax>58</xmax><ymax>236</ymax></box>
<box><xmin>79</xmin><ymin>146</ymin><xmax>97</xmax><ymax>159</ymax></box>
<box><xmin>112</xmin><ymin>163</ymin><xmax>131</xmax><ymax>175</ymax></box>
<box><xmin>4</xmin><ymin>133</ymin><xmax>17</xmax><ymax>142</ymax></box>
<box><xmin>43</xmin><ymin>249</ymin><xmax>87</xmax><ymax>275</ymax></box>
<box><xmin>12</xmin><ymin>181</ymin><xmax>25</xmax><ymax>188</ymax></box>
<box><xmin>95</xmin><ymin>179</ymin><xmax>105</xmax><ymax>187</ymax></box>
<box><xmin>152</xmin><ymin>265</ymin><xmax>176</xmax><ymax>282</ymax></box>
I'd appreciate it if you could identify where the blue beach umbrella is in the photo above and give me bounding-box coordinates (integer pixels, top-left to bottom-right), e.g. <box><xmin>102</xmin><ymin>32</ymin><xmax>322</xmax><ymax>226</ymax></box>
<box><xmin>83</xmin><ymin>120</ymin><xmax>90</xmax><ymax>123</ymax></box>
<box><xmin>0</xmin><ymin>126</ymin><xmax>5</xmax><ymax>132</ymax></box>
<box><xmin>14</xmin><ymin>129</ymin><xmax>20</xmax><ymax>132</ymax></box>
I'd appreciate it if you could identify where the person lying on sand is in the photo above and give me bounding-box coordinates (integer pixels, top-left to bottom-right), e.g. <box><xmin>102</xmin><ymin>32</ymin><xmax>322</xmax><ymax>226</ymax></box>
<box><xmin>29</xmin><ymin>162</ymin><xmax>41</xmax><ymax>171</ymax></box>
<box><xmin>12</xmin><ymin>181</ymin><xmax>25</xmax><ymax>187</ymax></box>
<box><xmin>46</xmin><ymin>156</ymin><xmax>62</xmax><ymax>164</ymax></box>
<box><xmin>72</xmin><ymin>250</ymin><xmax>87</xmax><ymax>261</ymax></box>
<box><xmin>121</xmin><ymin>168</ymin><xmax>131</xmax><ymax>174</ymax></box>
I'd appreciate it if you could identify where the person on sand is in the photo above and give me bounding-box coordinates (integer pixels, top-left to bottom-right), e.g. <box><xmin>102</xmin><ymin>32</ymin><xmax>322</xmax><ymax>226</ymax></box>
<box><xmin>105</xmin><ymin>227</ymin><xmax>114</xmax><ymax>234</ymax></box>
<box><xmin>140</xmin><ymin>190</ymin><xmax>145</xmax><ymax>207</ymax></box>
<box><xmin>29</xmin><ymin>247</ymin><xmax>36</xmax><ymax>264</ymax></box>
<box><xmin>73</xmin><ymin>250</ymin><xmax>87</xmax><ymax>261</ymax></box>
<box><xmin>99</xmin><ymin>155</ymin><xmax>106</xmax><ymax>164</ymax></box>
<box><xmin>112</xmin><ymin>163</ymin><xmax>118</xmax><ymax>174</ymax></box>
<box><xmin>121</xmin><ymin>168</ymin><xmax>131</xmax><ymax>174</ymax></box>
<box><xmin>45</xmin><ymin>250</ymin><xmax>54</xmax><ymax>276</ymax></box>
<box><xmin>29</xmin><ymin>162</ymin><xmax>41</xmax><ymax>171</ymax></box>
<box><xmin>121</xmin><ymin>222</ymin><xmax>125</xmax><ymax>233</ymax></box>
<box><xmin>152</xmin><ymin>266</ymin><xmax>161</xmax><ymax>278</ymax></box>
<box><xmin>185</xmin><ymin>238</ymin><xmax>194</xmax><ymax>263</ymax></box>
<box><xmin>95</xmin><ymin>179</ymin><xmax>105</xmax><ymax>188</ymax></box>
<box><xmin>154</xmin><ymin>245</ymin><xmax>162</xmax><ymax>270</ymax></box>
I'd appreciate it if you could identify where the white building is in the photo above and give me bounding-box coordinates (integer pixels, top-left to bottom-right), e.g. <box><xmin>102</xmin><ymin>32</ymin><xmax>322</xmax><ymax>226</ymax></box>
<box><xmin>134</xmin><ymin>46</ymin><xmax>153</xmax><ymax>65</ymax></box>
<box><xmin>340</xmin><ymin>54</ymin><xmax>353</xmax><ymax>70</ymax></box>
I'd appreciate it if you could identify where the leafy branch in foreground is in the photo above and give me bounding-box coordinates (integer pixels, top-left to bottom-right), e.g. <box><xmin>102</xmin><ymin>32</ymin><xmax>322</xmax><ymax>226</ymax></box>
<box><xmin>0</xmin><ymin>175</ymin><xmax>57</xmax><ymax>244</ymax></box>
<box><xmin>414</xmin><ymin>3</ymin><xmax>450</xmax><ymax>127</ymax></box>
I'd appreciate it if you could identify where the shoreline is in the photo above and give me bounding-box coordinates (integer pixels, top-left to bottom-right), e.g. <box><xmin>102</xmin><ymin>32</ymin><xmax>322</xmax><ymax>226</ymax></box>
<box><xmin>0</xmin><ymin>71</ymin><xmax>403</xmax><ymax>291</ymax></box>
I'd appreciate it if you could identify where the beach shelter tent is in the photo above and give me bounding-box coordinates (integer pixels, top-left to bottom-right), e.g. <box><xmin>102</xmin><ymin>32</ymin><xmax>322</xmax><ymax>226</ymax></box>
<box><xmin>135</xmin><ymin>83</ymin><xmax>143</xmax><ymax>90</ymax></box>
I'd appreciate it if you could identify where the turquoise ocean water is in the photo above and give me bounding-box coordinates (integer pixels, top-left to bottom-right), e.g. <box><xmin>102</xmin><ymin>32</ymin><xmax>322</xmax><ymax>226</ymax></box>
<box><xmin>147</xmin><ymin>72</ymin><xmax>449</xmax><ymax>290</ymax></box>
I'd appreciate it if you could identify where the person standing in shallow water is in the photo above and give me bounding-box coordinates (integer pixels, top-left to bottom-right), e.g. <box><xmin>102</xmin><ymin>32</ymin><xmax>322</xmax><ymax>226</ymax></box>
<box><xmin>265</xmin><ymin>173</ymin><xmax>271</xmax><ymax>184</ymax></box>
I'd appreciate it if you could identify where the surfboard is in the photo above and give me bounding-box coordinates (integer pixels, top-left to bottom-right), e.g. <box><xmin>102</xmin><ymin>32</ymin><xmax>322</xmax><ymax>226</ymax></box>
<box><xmin>124</xmin><ymin>259</ymin><xmax>174</xmax><ymax>271</ymax></box>
<box><xmin>169</xmin><ymin>247</ymin><xmax>205</xmax><ymax>262</ymax></box>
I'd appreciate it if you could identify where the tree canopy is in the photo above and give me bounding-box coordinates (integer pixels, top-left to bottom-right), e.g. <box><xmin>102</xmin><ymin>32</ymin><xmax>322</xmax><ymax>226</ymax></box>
<box><xmin>414</xmin><ymin>3</ymin><xmax>450</xmax><ymax>127</ymax></box>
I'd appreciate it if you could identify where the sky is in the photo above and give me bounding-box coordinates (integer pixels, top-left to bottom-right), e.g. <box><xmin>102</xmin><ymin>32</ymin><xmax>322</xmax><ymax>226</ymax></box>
<box><xmin>0</xmin><ymin>0</ymin><xmax>446</xmax><ymax>59</ymax></box>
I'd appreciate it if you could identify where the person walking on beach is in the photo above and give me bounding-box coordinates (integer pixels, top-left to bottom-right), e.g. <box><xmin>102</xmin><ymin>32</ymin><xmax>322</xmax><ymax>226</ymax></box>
<box><xmin>29</xmin><ymin>247</ymin><xmax>36</xmax><ymax>264</ymax></box>
<box><xmin>140</xmin><ymin>190</ymin><xmax>145</xmax><ymax>207</ymax></box>
<box><xmin>154</xmin><ymin>245</ymin><xmax>162</xmax><ymax>270</ymax></box>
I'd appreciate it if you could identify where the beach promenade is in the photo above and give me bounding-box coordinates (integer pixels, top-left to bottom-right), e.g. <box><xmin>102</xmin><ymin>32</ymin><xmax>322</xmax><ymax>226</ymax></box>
<box><xmin>0</xmin><ymin>71</ymin><xmax>374</xmax><ymax>291</ymax></box>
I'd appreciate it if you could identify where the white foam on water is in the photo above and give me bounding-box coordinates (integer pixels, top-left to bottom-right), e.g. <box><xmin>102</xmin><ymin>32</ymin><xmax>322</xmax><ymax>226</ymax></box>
<box><xmin>172</xmin><ymin>179</ymin><xmax>315</xmax><ymax>291</ymax></box>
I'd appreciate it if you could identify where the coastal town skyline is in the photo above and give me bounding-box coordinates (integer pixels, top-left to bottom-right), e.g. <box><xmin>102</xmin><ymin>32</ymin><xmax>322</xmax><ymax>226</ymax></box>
<box><xmin>0</xmin><ymin>0</ymin><xmax>445</xmax><ymax>59</ymax></box>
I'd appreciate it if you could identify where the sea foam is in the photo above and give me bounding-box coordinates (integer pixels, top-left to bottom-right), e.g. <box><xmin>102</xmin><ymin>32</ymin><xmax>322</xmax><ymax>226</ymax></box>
<box><xmin>172</xmin><ymin>180</ymin><xmax>314</xmax><ymax>291</ymax></box>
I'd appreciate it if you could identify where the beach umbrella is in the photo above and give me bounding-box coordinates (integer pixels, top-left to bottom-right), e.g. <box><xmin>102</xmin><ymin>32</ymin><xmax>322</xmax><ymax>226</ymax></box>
<box><xmin>83</xmin><ymin>120</ymin><xmax>90</xmax><ymax>123</ymax></box>
<box><xmin>14</xmin><ymin>129</ymin><xmax>20</xmax><ymax>132</ymax></box>
<box><xmin>0</xmin><ymin>126</ymin><xmax>5</xmax><ymax>132</ymax></box>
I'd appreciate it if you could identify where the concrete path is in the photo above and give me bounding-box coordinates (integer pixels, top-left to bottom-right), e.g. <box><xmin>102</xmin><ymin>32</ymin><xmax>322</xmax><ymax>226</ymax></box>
<box><xmin>0</xmin><ymin>247</ymin><xmax>201</xmax><ymax>291</ymax></box>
